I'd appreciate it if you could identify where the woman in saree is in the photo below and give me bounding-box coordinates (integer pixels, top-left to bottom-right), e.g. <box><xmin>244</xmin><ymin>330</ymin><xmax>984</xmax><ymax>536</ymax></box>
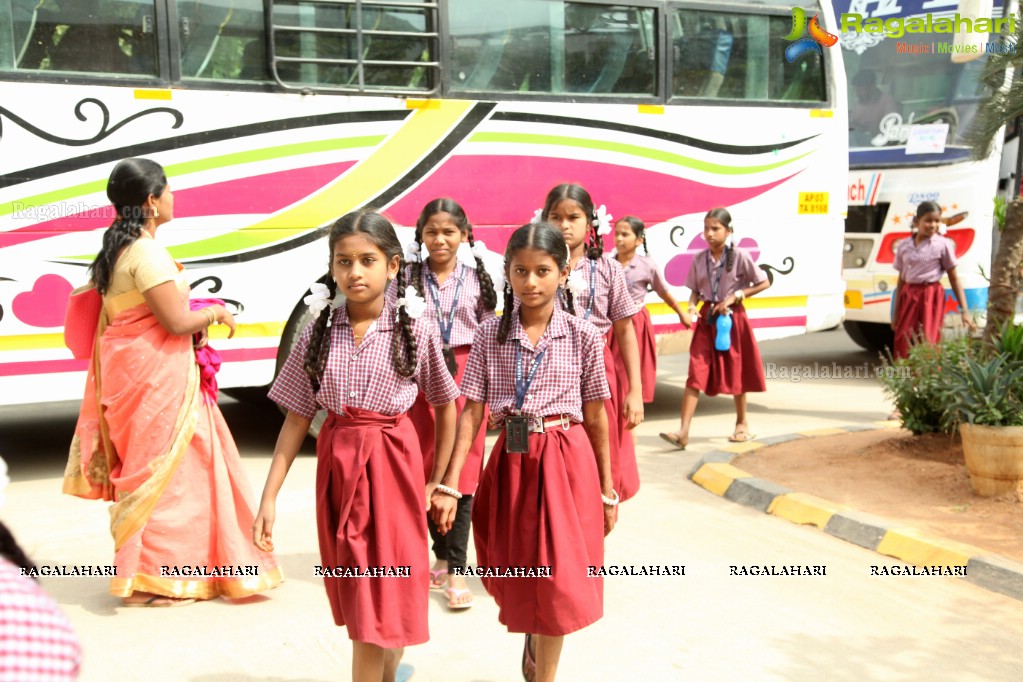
<box><xmin>64</xmin><ymin>158</ymin><xmax>283</xmax><ymax>606</ymax></box>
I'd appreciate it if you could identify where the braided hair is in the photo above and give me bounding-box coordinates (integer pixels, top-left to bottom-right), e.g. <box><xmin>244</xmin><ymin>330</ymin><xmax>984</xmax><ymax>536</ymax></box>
<box><xmin>618</xmin><ymin>215</ymin><xmax>649</xmax><ymax>255</ymax></box>
<box><xmin>542</xmin><ymin>183</ymin><xmax>602</xmax><ymax>261</ymax></box>
<box><xmin>89</xmin><ymin>158</ymin><xmax>168</xmax><ymax>295</ymax></box>
<box><xmin>0</xmin><ymin>521</ymin><xmax>37</xmax><ymax>579</ymax></box>
<box><xmin>303</xmin><ymin>211</ymin><xmax>418</xmax><ymax>392</ymax></box>
<box><xmin>497</xmin><ymin>222</ymin><xmax>573</xmax><ymax>343</ymax></box>
<box><xmin>413</xmin><ymin>198</ymin><xmax>497</xmax><ymax>311</ymax></box>
<box><xmin>705</xmin><ymin>207</ymin><xmax>736</xmax><ymax>273</ymax></box>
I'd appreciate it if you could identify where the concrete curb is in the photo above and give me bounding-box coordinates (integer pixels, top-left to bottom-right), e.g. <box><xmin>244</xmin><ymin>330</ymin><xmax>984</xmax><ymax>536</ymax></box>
<box><xmin>687</xmin><ymin>421</ymin><xmax>1023</xmax><ymax>602</ymax></box>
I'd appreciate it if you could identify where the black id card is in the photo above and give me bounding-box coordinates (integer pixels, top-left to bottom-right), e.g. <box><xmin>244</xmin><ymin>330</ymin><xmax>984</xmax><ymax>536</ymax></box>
<box><xmin>505</xmin><ymin>415</ymin><xmax>530</xmax><ymax>453</ymax></box>
<box><xmin>442</xmin><ymin>345</ymin><xmax>458</xmax><ymax>376</ymax></box>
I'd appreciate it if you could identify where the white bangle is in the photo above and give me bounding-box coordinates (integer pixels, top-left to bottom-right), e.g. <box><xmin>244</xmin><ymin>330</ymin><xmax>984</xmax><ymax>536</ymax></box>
<box><xmin>601</xmin><ymin>489</ymin><xmax>619</xmax><ymax>507</ymax></box>
<box><xmin>734</xmin><ymin>289</ymin><xmax>745</xmax><ymax>302</ymax></box>
<box><xmin>434</xmin><ymin>484</ymin><xmax>463</xmax><ymax>500</ymax></box>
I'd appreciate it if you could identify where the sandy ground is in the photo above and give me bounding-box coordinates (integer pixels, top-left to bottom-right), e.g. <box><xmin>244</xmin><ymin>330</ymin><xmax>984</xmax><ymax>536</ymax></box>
<box><xmin>733</xmin><ymin>429</ymin><xmax>1023</xmax><ymax>563</ymax></box>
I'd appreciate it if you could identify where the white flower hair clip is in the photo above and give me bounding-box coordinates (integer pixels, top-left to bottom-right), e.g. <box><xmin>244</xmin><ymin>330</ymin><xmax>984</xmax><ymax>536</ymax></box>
<box><xmin>938</xmin><ymin>223</ymin><xmax>948</xmax><ymax>235</ymax></box>
<box><xmin>531</xmin><ymin>208</ymin><xmax>544</xmax><ymax>225</ymax></box>
<box><xmin>456</xmin><ymin>242</ymin><xmax>476</xmax><ymax>267</ymax></box>
<box><xmin>471</xmin><ymin>240</ymin><xmax>488</xmax><ymax>259</ymax></box>
<box><xmin>304</xmin><ymin>282</ymin><xmax>332</xmax><ymax>317</ymax></box>
<box><xmin>566</xmin><ymin>270</ymin><xmax>588</xmax><ymax>297</ymax></box>
<box><xmin>396</xmin><ymin>285</ymin><xmax>428</xmax><ymax>319</ymax></box>
<box><xmin>594</xmin><ymin>205</ymin><xmax>614</xmax><ymax>236</ymax></box>
<box><xmin>404</xmin><ymin>240</ymin><xmax>422</xmax><ymax>263</ymax></box>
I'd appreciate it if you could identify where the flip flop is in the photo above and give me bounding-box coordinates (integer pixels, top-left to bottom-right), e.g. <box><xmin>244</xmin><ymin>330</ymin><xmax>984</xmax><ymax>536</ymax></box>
<box><xmin>659</xmin><ymin>432</ymin><xmax>687</xmax><ymax>450</ymax></box>
<box><xmin>396</xmin><ymin>663</ymin><xmax>415</xmax><ymax>682</ymax></box>
<box><xmin>521</xmin><ymin>633</ymin><xmax>536</xmax><ymax>682</ymax></box>
<box><xmin>444</xmin><ymin>587</ymin><xmax>474</xmax><ymax>610</ymax></box>
<box><xmin>729</xmin><ymin>428</ymin><xmax>756</xmax><ymax>443</ymax></box>
<box><xmin>122</xmin><ymin>594</ymin><xmax>196</xmax><ymax>608</ymax></box>
<box><xmin>429</xmin><ymin>569</ymin><xmax>447</xmax><ymax>591</ymax></box>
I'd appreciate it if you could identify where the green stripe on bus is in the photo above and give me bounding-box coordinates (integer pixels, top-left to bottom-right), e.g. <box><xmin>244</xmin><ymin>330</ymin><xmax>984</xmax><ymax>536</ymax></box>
<box><xmin>469</xmin><ymin>132</ymin><xmax>810</xmax><ymax>175</ymax></box>
<box><xmin>2</xmin><ymin>135</ymin><xmax>385</xmax><ymax>218</ymax></box>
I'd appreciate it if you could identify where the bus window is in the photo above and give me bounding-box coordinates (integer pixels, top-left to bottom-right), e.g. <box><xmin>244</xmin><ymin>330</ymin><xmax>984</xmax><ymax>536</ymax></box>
<box><xmin>269</xmin><ymin>0</ymin><xmax>438</xmax><ymax>93</ymax></box>
<box><xmin>0</xmin><ymin>0</ymin><xmax>157</xmax><ymax>76</ymax></box>
<box><xmin>672</xmin><ymin>9</ymin><xmax>825</xmax><ymax>102</ymax></box>
<box><xmin>176</xmin><ymin>0</ymin><xmax>267</xmax><ymax>81</ymax></box>
<box><xmin>447</xmin><ymin>0</ymin><xmax>656</xmax><ymax>96</ymax></box>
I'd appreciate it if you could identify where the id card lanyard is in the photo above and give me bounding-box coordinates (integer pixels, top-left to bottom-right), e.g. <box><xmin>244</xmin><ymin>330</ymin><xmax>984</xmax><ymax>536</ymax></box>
<box><xmin>706</xmin><ymin>250</ymin><xmax>725</xmax><ymax>304</ymax></box>
<box><xmin>426</xmin><ymin>266</ymin><xmax>465</xmax><ymax>374</ymax></box>
<box><xmin>582</xmin><ymin>259</ymin><xmax>596</xmax><ymax>319</ymax></box>
<box><xmin>514</xmin><ymin>343</ymin><xmax>546</xmax><ymax>414</ymax></box>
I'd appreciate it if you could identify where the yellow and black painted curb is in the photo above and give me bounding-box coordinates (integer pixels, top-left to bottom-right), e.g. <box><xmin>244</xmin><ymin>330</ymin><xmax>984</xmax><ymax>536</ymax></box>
<box><xmin>687</xmin><ymin>422</ymin><xmax>1023</xmax><ymax>602</ymax></box>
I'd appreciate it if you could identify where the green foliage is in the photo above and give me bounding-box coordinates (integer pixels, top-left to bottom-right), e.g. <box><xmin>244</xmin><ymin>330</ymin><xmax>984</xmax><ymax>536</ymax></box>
<box><xmin>878</xmin><ymin>335</ymin><xmax>972</xmax><ymax>434</ymax></box>
<box><xmin>942</xmin><ymin>354</ymin><xmax>1023</xmax><ymax>427</ymax></box>
<box><xmin>994</xmin><ymin>195</ymin><xmax>1007</xmax><ymax>232</ymax></box>
<box><xmin>966</xmin><ymin>9</ymin><xmax>1023</xmax><ymax>160</ymax></box>
<box><xmin>992</xmin><ymin>318</ymin><xmax>1023</xmax><ymax>364</ymax></box>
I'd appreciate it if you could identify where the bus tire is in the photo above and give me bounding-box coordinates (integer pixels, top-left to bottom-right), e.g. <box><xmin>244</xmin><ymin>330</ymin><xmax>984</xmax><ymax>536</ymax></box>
<box><xmin>843</xmin><ymin>320</ymin><xmax>894</xmax><ymax>354</ymax></box>
<box><xmin>276</xmin><ymin>300</ymin><xmax>327</xmax><ymax>439</ymax></box>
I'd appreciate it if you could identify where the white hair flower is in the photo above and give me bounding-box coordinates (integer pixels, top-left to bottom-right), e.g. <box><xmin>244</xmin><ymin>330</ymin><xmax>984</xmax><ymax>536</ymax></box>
<box><xmin>594</xmin><ymin>205</ymin><xmax>614</xmax><ymax>236</ymax></box>
<box><xmin>396</xmin><ymin>285</ymin><xmax>428</xmax><ymax>319</ymax></box>
<box><xmin>304</xmin><ymin>282</ymin><xmax>332</xmax><ymax>317</ymax></box>
<box><xmin>566</xmin><ymin>270</ymin><xmax>587</xmax><ymax>297</ymax></box>
<box><xmin>531</xmin><ymin>208</ymin><xmax>544</xmax><ymax>225</ymax></box>
<box><xmin>456</xmin><ymin>241</ymin><xmax>476</xmax><ymax>267</ymax></box>
<box><xmin>404</xmin><ymin>240</ymin><xmax>422</xmax><ymax>263</ymax></box>
<box><xmin>0</xmin><ymin>456</ymin><xmax>8</xmax><ymax>508</ymax></box>
<box><xmin>938</xmin><ymin>223</ymin><xmax>948</xmax><ymax>235</ymax></box>
<box><xmin>471</xmin><ymin>240</ymin><xmax>488</xmax><ymax>259</ymax></box>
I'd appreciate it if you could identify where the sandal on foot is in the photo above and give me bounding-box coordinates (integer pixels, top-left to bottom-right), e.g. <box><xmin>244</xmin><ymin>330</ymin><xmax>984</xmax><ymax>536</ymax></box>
<box><xmin>122</xmin><ymin>594</ymin><xmax>196</xmax><ymax>608</ymax></box>
<box><xmin>444</xmin><ymin>587</ymin><xmax>474</xmax><ymax>610</ymax></box>
<box><xmin>396</xmin><ymin>663</ymin><xmax>416</xmax><ymax>682</ymax></box>
<box><xmin>429</xmin><ymin>569</ymin><xmax>447</xmax><ymax>591</ymax></box>
<box><xmin>729</xmin><ymin>427</ymin><xmax>756</xmax><ymax>443</ymax></box>
<box><xmin>658</xmin><ymin>432</ymin><xmax>687</xmax><ymax>450</ymax></box>
<box><xmin>521</xmin><ymin>633</ymin><xmax>536</xmax><ymax>682</ymax></box>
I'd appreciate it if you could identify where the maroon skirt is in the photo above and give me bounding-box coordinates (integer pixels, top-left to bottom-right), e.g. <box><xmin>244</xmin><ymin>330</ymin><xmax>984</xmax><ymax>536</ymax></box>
<box><xmin>472</xmin><ymin>423</ymin><xmax>604</xmax><ymax>636</ymax></box>
<box><xmin>893</xmin><ymin>282</ymin><xmax>944</xmax><ymax>360</ymax></box>
<box><xmin>316</xmin><ymin>408</ymin><xmax>428</xmax><ymax>648</ymax></box>
<box><xmin>409</xmin><ymin>345</ymin><xmax>488</xmax><ymax>495</ymax></box>
<box><xmin>601</xmin><ymin>342</ymin><xmax>640</xmax><ymax>502</ymax></box>
<box><xmin>686</xmin><ymin>303</ymin><xmax>766</xmax><ymax>396</ymax></box>
<box><xmin>608</xmin><ymin>307</ymin><xmax>657</xmax><ymax>403</ymax></box>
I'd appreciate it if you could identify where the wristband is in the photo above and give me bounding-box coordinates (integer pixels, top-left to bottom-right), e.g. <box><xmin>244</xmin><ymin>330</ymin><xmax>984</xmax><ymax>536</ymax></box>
<box><xmin>434</xmin><ymin>484</ymin><xmax>463</xmax><ymax>500</ymax></box>
<box><xmin>601</xmin><ymin>489</ymin><xmax>619</xmax><ymax>507</ymax></box>
<box><xmin>734</xmin><ymin>289</ymin><xmax>745</xmax><ymax>302</ymax></box>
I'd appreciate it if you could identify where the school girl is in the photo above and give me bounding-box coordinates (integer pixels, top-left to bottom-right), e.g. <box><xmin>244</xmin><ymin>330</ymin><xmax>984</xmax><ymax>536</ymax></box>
<box><xmin>892</xmin><ymin>200</ymin><xmax>975</xmax><ymax>359</ymax></box>
<box><xmin>431</xmin><ymin>221</ymin><xmax>616</xmax><ymax>682</ymax></box>
<box><xmin>612</xmin><ymin>215</ymin><xmax>689</xmax><ymax>403</ymax></box>
<box><xmin>541</xmin><ymin>183</ymin><xmax>643</xmax><ymax>502</ymax></box>
<box><xmin>254</xmin><ymin>211</ymin><xmax>459</xmax><ymax>682</ymax></box>
<box><xmin>405</xmin><ymin>198</ymin><xmax>498</xmax><ymax>610</ymax></box>
<box><xmin>659</xmin><ymin>207</ymin><xmax>770</xmax><ymax>449</ymax></box>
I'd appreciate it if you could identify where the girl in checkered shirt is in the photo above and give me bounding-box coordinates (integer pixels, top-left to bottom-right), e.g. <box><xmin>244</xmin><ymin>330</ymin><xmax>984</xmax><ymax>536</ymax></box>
<box><xmin>542</xmin><ymin>183</ymin><xmax>643</xmax><ymax>503</ymax></box>
<box><xmin>405</xmin><ymin>198</ymin><xmax>497</xmax><ymax>610</ymax></box>
<box><xmin>254</xmin><ymin>210</ymin><xmax>460</xmax><ymax>682</ymax></box>
<box><xmin>431</xmin><ymin>221</ymin><xmax>616</xmax><ymax>682</ymax></box>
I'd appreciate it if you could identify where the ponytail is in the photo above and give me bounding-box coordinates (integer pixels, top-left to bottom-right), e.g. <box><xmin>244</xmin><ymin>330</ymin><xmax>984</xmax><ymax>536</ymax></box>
<box><xmin>302</xmin><ymin>277</ymin><xmax>338</xmax><ymax>393</ymax></box>
<box><xmin>392</xmin><ymin>262</ymin><xmax>418</xmax><ymax>378</ymax></box>
<box><xmin>465</xmin><ymin>222</ymin><xmax>497</xmax><ymax>311</ymax></box>
<box><xmin>497</xmin><ymin>281</ymin><xmax>515</xmax><ymax>344</ymax></box>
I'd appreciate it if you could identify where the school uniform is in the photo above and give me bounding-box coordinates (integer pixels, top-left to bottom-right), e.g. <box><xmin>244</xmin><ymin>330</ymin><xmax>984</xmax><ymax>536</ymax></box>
<box><xmin>405</xmin><ymin>261</ymin><xmax>495</xmax><ymax>573</ymax></box>
<box><xmin>613</xmin><ymin>253</ymin><xmax>671</xmax><ymax>403</ymax></box>
<box><xmin>560</xmin><ymin>253</ymin><xmax>641</xmax><ymax>502</ymax></box>
<box><xmin>893</xmin><ymin>233</ymin><xmax>957</xmax><ymax>359</ymax></box>
<box><xmin>269</xmin><ymin>303</ymin><xmax>459</xmax><ymax>648</ymax></box>
<box><xmin>684</xmin><ymin>247</ymin><xmax>767</xmax><ymax>396</ymax></box>
<box><xmin>461</xmin><ymin>306</ymin><xmax>610</xmax><ymax>636</ymax></box>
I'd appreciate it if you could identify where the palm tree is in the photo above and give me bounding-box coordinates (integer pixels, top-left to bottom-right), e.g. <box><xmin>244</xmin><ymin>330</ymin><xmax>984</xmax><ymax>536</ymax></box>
<box><xmin>967</xmin><ymin>10</ymin><xmax>1023</xmax><ymax>343</ymax></box>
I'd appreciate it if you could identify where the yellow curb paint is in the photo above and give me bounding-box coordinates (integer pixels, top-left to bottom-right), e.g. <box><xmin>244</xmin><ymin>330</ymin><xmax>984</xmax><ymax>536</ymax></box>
<box><xmin>134</xmin><ymin>89</ymin><xmax>172</xmax><ymax>100</ymax></box>
<box><xmin>876</xmin><ymin>528</ymin><xmax>983</xmax><ymax>567</ymax></box>
<box><xmin>638</xmin><ymin>104</ymin><xmax>664</xmax><ymax>115</ymax></box>
<box><xmin>796</xmin><ymin>427</ymin><xmax>848</xmax><ymax>437</ymax></box>
<box><xmin>724</xmin><ymin>441</ymin><xmax>765</xmax><ymax>454</ymax></box>
<box><xmin>874</xmin><ymin>420</ymin><xmax>901</xmax><ymax>427</ymax></box>
<box><xmin>692</xmin><ymin>463</ymin><xmax>751</xmax><ymax>497</ymax></box>
<box><xmin>769</xmin><ymin>493</ymin><xmax>844</xmax><ymax>529</ymax></box>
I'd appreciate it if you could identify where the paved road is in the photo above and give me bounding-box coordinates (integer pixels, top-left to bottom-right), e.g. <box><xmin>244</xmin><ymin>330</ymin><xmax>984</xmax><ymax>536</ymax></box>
<box><xmin>2</xmin><ymin>329</ymin><xmax>1022</xmax><ymax>681</ymax></box>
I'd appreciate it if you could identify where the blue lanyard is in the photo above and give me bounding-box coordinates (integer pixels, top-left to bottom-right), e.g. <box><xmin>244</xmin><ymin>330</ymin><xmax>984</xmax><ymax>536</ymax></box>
<box><xmin>425</xmin><ymin>266</ymin><xmax>465</xmax><ymax>346</ymax></box>
<box><xmin>514</xmin><ymin>343</ymin><xmax>546</xmax><ymax>412</ymax></box>
<box><xmin>706</xmin><ymin>250</ymin><xmax>724</xmax><ymax>303</ymax></box>
<box><xmin>577</xmin><ymin>259</ymin><xmax>596</xmax><ymax>319</ymax></box>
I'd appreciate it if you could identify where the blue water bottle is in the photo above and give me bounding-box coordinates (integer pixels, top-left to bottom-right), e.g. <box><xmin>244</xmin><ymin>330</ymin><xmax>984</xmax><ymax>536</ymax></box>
<box><xmin>715</xmin><ymin>311</ymin><xmax>732</xmax><ymax>352</ymax></box>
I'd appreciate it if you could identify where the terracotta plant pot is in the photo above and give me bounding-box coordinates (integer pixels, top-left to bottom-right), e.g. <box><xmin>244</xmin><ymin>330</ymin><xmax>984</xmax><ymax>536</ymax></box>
<box><xmin>960</xmin><ymin>423</ymin><xmax>1023</xmax><ymax>497</ymax></box>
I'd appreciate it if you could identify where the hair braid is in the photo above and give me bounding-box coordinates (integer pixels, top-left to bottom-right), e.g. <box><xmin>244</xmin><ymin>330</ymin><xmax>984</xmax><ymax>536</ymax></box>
<box><xmin>497</xmin><ymin>281</ymin><xmax>515</xmax><ymax>344</ymax></box>
<box><xmin>302</xmin><ymin>276</ymin><xmax>337</xmax><ymax>393</ymax></box>
<box><xmin>726</xmin><ymin>243</ymin><xmax>735</xmax><ymax>272</ymax></box>
<box><xmin>563</xmin><ymin>287</ymin><xmax>576</xmax><ymax>316</ymax></box>
<box><xmin>393</xmin><ymin>262</ymin><xmax>418</xmax><ymax>377</ymax></box>
<box><xmin>0</xmin><ymin>521</ymin><xmax>37</xmax><ymax>579</ymax></box>
<box><xmin>586</xmin><ymin>218</ymin><xmax>602</xmax><ymax>260</ymax></box>
<box><xmin>465</xmin><ymin>222</ymin><xmax>497</xmax><ymax>311</ymax></box>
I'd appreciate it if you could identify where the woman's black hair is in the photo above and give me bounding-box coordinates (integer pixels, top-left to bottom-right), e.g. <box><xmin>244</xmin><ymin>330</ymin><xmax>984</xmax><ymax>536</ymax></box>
<box><xmin>497</xmin><ymin>222</ymin><xmax>574</xmax><ymax>343</ymax></box>
<box><xmin>304</xmin><ymin>210</ymin><xmax>417</xmax><ymax>389</ymax></box>
<box><xmin>705</xmin><ymin>207</ymin><xmax>736</xmax><ymax>273</ymax></box>
<box><xmin>617</xmin><ymin>215</ymin><xmax>648</xmax><ymax>255</ymax></box>
<box><xmin>0</xmin><ymin>521</ymin><xmax>37</xmax><ymax>579</ymax></box>
<box><xmin>412</xmin><ymin>198</ymin><xmax>497</xmax><ymax>311</ymax></box>
<box><xmin>542</xmin><ymin>183</ymin><xmax>602</xmax><ymax>260</ymax></box>
<box><xmin>89</xmin><ymin>158</ymin><xmax>168</xmax><ymax>295</ymax></box>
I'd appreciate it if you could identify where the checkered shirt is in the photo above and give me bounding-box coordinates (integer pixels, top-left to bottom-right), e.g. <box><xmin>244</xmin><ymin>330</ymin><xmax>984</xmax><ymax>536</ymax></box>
<box><xmin>460</xmin><ymin>305</ymin><xmax>611</xmax><ymax>426</ymax></box>
<box><xmin>412</xmin><ymin>262</ymin><xmax>496</xmax><ymax>348</ymax></box>
<box><xmin>894</xmin><ymin>234</ymin><xmax>957</xmax><ymax>284</ymax></box>
<box><xmin>621</xmin><ymin>254</ymin><xmax>671</xmax><ymax>305</ymax></box>
<box><xmin>559</xmin><ymin>254</ymin><xmax>638</xmax><ymax>334</ymax></box>
<box><xmin>685</xmin><ymin>247</ymin><xmax>766</xmax><ymax>303</ymax></box>
<box><xmin>270</xmin><ymin>302</ymin><xmax>460</xmax><ymax>418</ymax></box>
<box><xmin>0</xmin><ymin>558</ymin><xmax>82</xmax><ymax>681</ymax></box>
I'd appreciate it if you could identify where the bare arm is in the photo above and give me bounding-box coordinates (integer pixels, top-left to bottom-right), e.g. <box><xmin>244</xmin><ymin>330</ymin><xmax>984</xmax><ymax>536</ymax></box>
<box><xmin>891</xmin><ymin>274</ymin><xmax>906</xmax><ymax>331</ymax></box>
<box><xmin>713</xmin><ymin>278</ymin><xmax>770</xmax><ymax>316</ymax></box>
<box><xmin>142</xmin><ymin>280</ymin><xmax>236</xmax><ymax>338</ymax></box>
<box><xmin>611</xmin><ymin>316</ymin><xmax>644</xmax><ymax>429</ymax></box>
<box><xmin>430</xmin><ymin>399</ymin><xmax>485</xmax><ymax>533</ymax></box>
<box><xmin>946</xmin><ymin>266</ymin><xmax>976</xmax><ymax>330</ymax></box>
<box><xmin>582</xmin><ymin>399</ymin><xmax>615</xmax><ymax>536</ymax></box>
<box><xmin>425</xmin><ymin>400</ymin><xmax>458</xmax><ymax>509</ymax></box>
<box><xmin>253</xmin><ymin>410</ymin><xmax>312</xmax><ymax>550</ymax></box>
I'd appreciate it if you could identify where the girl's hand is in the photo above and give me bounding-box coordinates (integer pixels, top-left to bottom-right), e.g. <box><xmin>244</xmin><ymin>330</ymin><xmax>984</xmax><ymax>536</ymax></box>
<box><xmin>603</xmin><ymin>500</ymin><xmax>617</xmax><ymax>536</ymax></box>
<box><xmin>623</xmin><ymin>391</ymin><xmax>643</xmax><ymax>430</ymax></box>
<box><xmin>713</xmin><ymin>296</ymin><xmax>735</xmax><ymax>317</ymax></box>
<box><xmin>962</xmin><ymin>311</ymin><xmax>977</xmax><ymax>332</ymax></box>
<box><xmin>430</xmin><ymin>493</ymin><xmax>459</xmax><ymax>534</ymax></box>
<box><xmin>679</xmin><ymin>310</ymin><xmax>692</xmax><ymax>329</ymax></box>
<box><xmin>214</xmin><ymin>305</ymin><xmax>237</xmax><ymax>339</ymax></box>
<box><xmin>194</xmin><ymin>327</ymin><xmax>209</xmax><ymax>349</ymax></box>
<box><xmin>425</xmin><ymin>482</ymin><xmax>438</xmax><ymax>512</ymax></box>
<box><xmin>253</xmin><ymin>500</ymin><xmax>276</xmax><ymax>552</ymax></box>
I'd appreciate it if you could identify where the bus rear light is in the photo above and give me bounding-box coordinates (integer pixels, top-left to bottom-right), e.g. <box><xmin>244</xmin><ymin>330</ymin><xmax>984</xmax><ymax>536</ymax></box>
<box><xmin>875</xmin><ymin>228</ymin><xmax>975</xmax><ymax>264</ymax></box>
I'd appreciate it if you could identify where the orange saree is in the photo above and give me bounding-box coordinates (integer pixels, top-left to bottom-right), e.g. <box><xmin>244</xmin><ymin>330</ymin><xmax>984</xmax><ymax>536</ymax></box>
<box><xmin>64</xmin><ymin>259</ymin><xmax>282</xmax><ymax>600</ymax></box>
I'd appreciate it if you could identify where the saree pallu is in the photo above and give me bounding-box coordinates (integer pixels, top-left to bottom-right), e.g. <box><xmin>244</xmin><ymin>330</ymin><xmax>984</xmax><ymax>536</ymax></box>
<box><xmin>64</xmin><ymin>297</ymin><xmax>282</xmax><ymax>599</ymax></box>
<box><xmin>893</xmin><ymin>282</ymin><xmax>944</xmax><ymax>360</ymax></box>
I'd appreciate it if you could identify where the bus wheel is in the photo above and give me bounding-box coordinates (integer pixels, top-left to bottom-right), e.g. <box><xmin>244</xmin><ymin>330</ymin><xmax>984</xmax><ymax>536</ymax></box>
<box><xmin>843</xmin><ymin>320</ymin><xmax>894</xmax><ymax>354</ymax></box>
<box><xmin>276</xmin><ymin>302</ymin><xmax>327</xmax><ymax>439</ymax></box>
